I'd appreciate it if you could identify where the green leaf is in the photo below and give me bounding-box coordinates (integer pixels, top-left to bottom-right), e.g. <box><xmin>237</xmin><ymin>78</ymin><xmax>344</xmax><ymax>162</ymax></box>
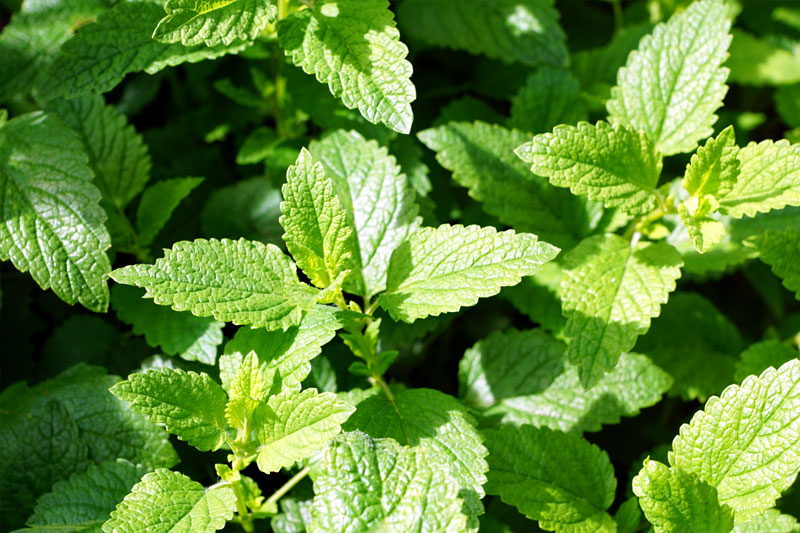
<box><xmin>679</xmin><ymin>206</ymin><xmax>727</xmax><ymax>254</ymax></box>
<box><xmin>136</xmin><ymin>177</ymin><xmax>203</xmax><ymax>247</ymax></box>
<box><xmin>501</xmin><ymin>262</ymin><xmax>565</xmax><ymax>334</ymax></box>
<box><xmin>27</xmin><ymin>459</ymin><xmax>150</xmax><ymax>532</ymax></box>
<box><xmin>0</xmin><ymin>112</ymin><xmax>111</xmax><ymax>312</ymax></box>
<box><xmin>154</xmin><ymin>0</ymin><xmax>277</xmax><ymax>46</ymax></box>
<box><xmin>379</xmin><ymin>224</ymin><xmax>559</xmax><ymax>323</ymax></box>
<box><xmin>280</xmin><ymin>148</ymin><xmax>355</xmax><ymax>289</ymax></box>
<box><xmin>278</xmin><ymin>0</ymin><xmax>415</xmax><ymax>134</ymax></box>
<box><xmin>632</xmin><ymin>458</ymin><xmax>734</xmax><ymax>533</ymax></box>
<box><xmin>344</xmin><ymin>388</ymin><xmax>488</xmax><ymax>524</ymax></box>
<box><xmin>718</xmin><ymin>140</ymin><xmax>800</xmax><ymax>218</ymax></box>
<box><xmin>561</xmin><ymin>234</ymin><xmax>683</xmax><ymax>388</ymax></box>
<box><xmin>309</xmin><ymin>130</ymin><xmax>420</xmax><ymax>297</ymax></box>
<box><xmin>727</xmin><ymin>30</ymin><xmax>800</xmax><ymax>87</ymax></box>
<box><xmin>397</xmin><ymin>0</ymin><xmax>568</xmax><ymax>68</ymax></box>
<box><xmin>732</xmin><ymin>509</ymin><xmax>800</xmax><ymax>533</ymax></box>
<box><xmin>735</xmin><ymin>340</ymin><xmax>800</xmax><ymax>383</ymax></box>
<box><xmin>508</xmin><ymin>67</ymin><xmax>587</xmax><ymax>134</ymax></box>
<box><xmin>46</xmin><ymin>94</ymin><xmax>152</xmax><ymax>212</ymax></box>
<box><xmin>614</xmin><ymin>497</ymin><xmax>643</xmax><ymax>533</ymax></box>
<box><xmin>201</xmin><ymin>177</ymin><xmax>284</xmax><ymax>244</ymax></box>
<box><xmin>418</xmin><ymin>121</ymin><xmax>595</xmax><ymax>249</ymax></box>
<box><xmin>756</xmin><ymin>228</ymin><xmax>800</xmax><ymax>300</ymax></box>
<box><xmin>112</xmin><ymin>285</ymin><xmax>223</xmax><ymax>365</ymax></box>
<box><xmin>310</xmin><ymin>431</ymin><xmax>468</xmax><ymax>532</ymax></box>
<box><xmin>102</xmin><ymin>469</ymin><xmax>235</xmax><ymax>533</ymax></box>
<box><xmin>682</xmin><ymin>126</ymin><xmax>740</xmax><ymax>199</ymax></box>
<box><xmin>221</xmin><ymin>304</ymin><xmax>342</xmax><ymax>395</ymax></box>
<box><xmin>41</xmin><ymin>2</ymin><xmax>246</xmax><ymax>100</ymax></box>
<box><xmin>776</xmin><ymin>84</ymin><xmax>800</xmax><ymax>129</ymax></box>
<box><xmin>670</xmin><ymin>359</ymin><xmax>800</xmax><ymax>521</ymax></box>
<box><xmin>515</xmin><ymin>121</ymin><xmax>663</xmax><ymax>216</ymax></box>
<box><xmin>606</xmin><ymin>0</ymin><xmax>732</xmax><ymax>155</ymax></box>
<box><xmin>636</xmin><ymin>292</ymin><xmax>742</xmax><ymax>401</ymax></box>
<box><xmin>110</xmin><ymin>369</ymin><xmax>230</xmax><ymax>452</ymax></box>
<box><xmin>483</xmin><ymin>425</ymin><xmax>617</xmax><ymax>532</ymax></box>
<box><xmin>110</xmin><ymin>238</ymin><xmax>318</xmax><ymax>331</ymax></box>
<box><xmin>255</xmin><ymin>388</ymin><xmax>354</xmax><ymax>473</ymax></box>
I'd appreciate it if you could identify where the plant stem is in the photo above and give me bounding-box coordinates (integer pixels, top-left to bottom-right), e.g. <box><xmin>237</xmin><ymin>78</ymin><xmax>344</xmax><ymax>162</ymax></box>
<box><xmin>612</xmin><ymin>0</ymin><xmax>624</xmax><ymax>30</ymax></box>
<box><xmin>264</xmin><ymin>466</ymin><xmax>311</xmax><ymax>508</ymax></box>
<box><xmin>231</xmin><ymin>477</ymin><xmax>255</xmax><ymax>533</ymax></box>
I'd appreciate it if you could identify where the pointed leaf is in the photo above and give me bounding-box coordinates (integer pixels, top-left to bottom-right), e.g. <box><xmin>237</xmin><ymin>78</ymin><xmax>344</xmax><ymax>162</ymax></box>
<box><xmin>102</xmin><ymin>469</ymin><xmax>235</xmax><ymax>533</ymax></box>
<box><xmin>110</xmin><ymin>369</ymin><xmax>230</xmax><ymax>452</ymax></box>
<box><xmin>561</xmin><ymin>234</ymin><xmax>683</xmax><ymax>388</ymax></box>
<box><xmin>0</xmin><ymin>112</ymin><xmax>111</xmax><ymax>312</ymax></box>
<box><xmin>484</xmin><ymin>425</ymin><xmax>617</xmax><ymax>532</ymax></box>
<box><xmin>735</xmin><ymin>340</ymin><xmax>799</xmax><ymax>383</ymax></box>
<box><xmin>606</xmin><ymin>0</ymin><xmax>732</xmax><ymax>155</ymax></box>
<box><xmin>516</xmin><ymin>121</ymin><xmax>663</xmax><ymax>216</ymax></box>
<box><xmin>154</xmin><ymin>0</ymin><xmax>277</xmax><ymax>46</ymax></box>
<box><xmin>309</xmin><ymin>432</ymin><xmax>468</xmax><ymax>532</ymax></box>
<box><xmin>278</xmin><ymin>0</ymin><xmax>415</xmax><ymax>133</ymax></box>
<box><xmin>379</xmin><ymin>224</ymin><xmax>559</xmax><ymax>323</ymax></box>
<box><xmin>280</xmin><ymin>148</ymin><xmax>355</xmax><ymax>289</ymax></box>
<box><xmin>110</xmin><ymin>238</ymin><xmax>318</xmax><ymax>331</ymax></box>
<box><xmin>136</xmin><ymin>177</ymin><xmax>203</xmax><ymax>247</ymax></box>
<box><xmin>682</xmin><ymin>126</ymin><xmax>740</xmax><ymax>199</ymax></box>
<box><xmin>755</xmin><ymin>228</ymin><xmax>800</xmax><ymax>300</ymax></box>
<box><xmin>508</xmin><ymin>67</ymin><xmax>587</xmax><ymax>134</ymax></box>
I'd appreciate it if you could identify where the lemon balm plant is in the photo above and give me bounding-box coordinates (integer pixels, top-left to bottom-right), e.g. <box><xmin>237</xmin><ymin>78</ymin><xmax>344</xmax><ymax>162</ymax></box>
<box><xmin>1</xmin><ymin>0</ymin><xmax>800</xmax><ymax>531</ymax></box>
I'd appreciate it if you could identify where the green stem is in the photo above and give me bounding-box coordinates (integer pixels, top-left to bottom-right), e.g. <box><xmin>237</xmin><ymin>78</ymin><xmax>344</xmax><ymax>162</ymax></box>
<box><xmin>264</xmin><ymin>466</ymin><xmax>311</xmax><ymax>509</ymax></box>
<box><xmin>612</xmin><ymin>0</ymin><xmax>624</xmax><ymax>30</ymax></box>
<box><xmin>231</xmin><ymin>477</ymin><xmax>255</xmax><ymax>533</ymax></box>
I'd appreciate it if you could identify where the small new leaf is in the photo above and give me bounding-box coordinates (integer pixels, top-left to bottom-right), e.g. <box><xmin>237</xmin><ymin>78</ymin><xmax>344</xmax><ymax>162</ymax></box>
<box><xmin>379</xmin><ymin>224</ymin><xmax>559</xmax><ymax>323</ymax></box>
<box><xmin>110</xmin><ymin>238</ymin><xmax>318</xmax><ymax>331</ymax></box>
<box><xmin>682</xmin><ymin>126</ymin><xmax>740</xmax><ymax>199</ymax></box>
<box><xmin>154</xmin><ymin>0</ymin><xmax>277</xmax><ymax>46</ymax></box>
<box><xmin>607</xmin><ymin>0</ymin><xmax>732</xmax><ymax>155</ymax></box>
<box><xmin>110</xmin><ymin>369</ymin><xmax>231</xmax><ymax>452</ymax></box>
<box><xmin>516</xmin><ymin>121</ymin><xmax>663</xmax><ymax>216</ymax></box>
<box><xmin>102</xmin><ymin>469</ymin><xmax>235</xmax><ymax>533</ymax></box>
<box><xmin>281</xmin><ymin>148</ymin><xmax>355</xmax><ymax>289</ymax></box>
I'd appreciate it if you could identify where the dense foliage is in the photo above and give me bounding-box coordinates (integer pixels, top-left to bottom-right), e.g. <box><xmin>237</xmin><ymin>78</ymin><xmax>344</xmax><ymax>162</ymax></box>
<box><xmin>2</xmin><ymin>0</ymin><xmax>800</xmax><ymax>531</ymax></box>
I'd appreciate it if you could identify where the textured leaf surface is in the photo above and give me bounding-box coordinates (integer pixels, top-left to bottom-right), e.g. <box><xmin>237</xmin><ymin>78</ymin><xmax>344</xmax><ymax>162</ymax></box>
<box><xmin>397</xmin><ymin>0</ymin><xmax>567</xmax><ymax>68</ymax></box>
<box><xmin>272</xmin><ymin>498</ymin><xmax>313</xmax><ymax>533</ymax></box>
<box><xmin>344</xmin><ymin>388</ymin><xmax>489</xmax><ymax>523</ymax></box>
<box><xmin>0</xmin><ymin>112</ymin><xmax>110</xmax><ymax>311</ymax></box>
<box><xmin>102</xmin><ymin>469</ymin><xmax>235</xmax><ymax>533</ymax></box>
<box><xmin>46</xmin><ymin>94</ymin><xmax>152</xmax><ymax>211</ymax></box>
<box><xmin>255</xmin><ymin>389</ymin><xmax>354</xmax><ymax>473</ymax></box>
<box><xmin>221</xmin><ymin>305</ymin><xmax>342</xmax><ymax>395</ymax></box>
<box><xmin>419</xmin><ymin>121</ymin><xmax>594</xmax><ymax>249</ymax></box>
<box><xmin>732</xmin><ymin>509</ymin><xmax>800</xmax><ymax>532</ymax></box>
<box><xmin>719</xmin><ymin>140</ymin><xmax>800</xmax><ymax>218</ymax></box>
<box><xmin>735</xmin><ymin>340</ymin><xmax>800</xmax><ymax>383</ymax></box>
<box><xmin>484</xmin><ymin>425</ymin><xmax>617</xmax><ymax>532</ymax></box>
<box><xmin>41</xmin><ymin>2</ymin><xmax>245</xmax><ymax>100</ymax></box>
<box><xmin>278</xmin><ymin>0</ymin><xmax>415</xmax><ymax>133</ymax></box>
<box><xmin>112</xmin><ymin>285</ymin><xmax>223</xmax><ymax>365</ymax></box>
<box><xmin>309</xmin><ymin>432</ymin><xmax>468</xmax><ymax>532</ymax></box>
<box><xmin>508</xmin><ymin>67</ymin><xmax>586</xmax><ymax>134</ymax></box>
<box><xmin>136</xmin><ymin>177</ymin><xmax>203</xmax><ymax>247</ymax></box>
<box><xmin>110</xmin><ymin>369</ymin><xmax>230</xmax><ymax>452</ymax></box>
<box><xmin>682</xmin><ymin>126</ymin><xmax>740</xmax><ymax>199</ymax></box>
<box><xmin>636</xmin><ymin>292</ymin><xmax>742</xmax><ymax>401</ymax></box>
<box><xmin>561</xmin><ymin>234</ymin><xmax>683</xmax><ymax>388</ymax></box>
<box><xmin>516</xmin><ymin>121</ymin><xmax>663</xmax><ymax>216</ymax></box>
<box><xmin>309</xmin><ymin>130</ymin><xmax>420</xmax><ymax>297</ymax></box>
<box><xmin>154</xmin><ymin>0</ymin><xmax>277</xmax><ymax>46</ymax></box>
<box><xmin>606</xmin><ymin>0</ymin><xmax>732</xmax><ymax>155</ymax></box>
<box><xmin>281</xmin><ymin>148</ymin><xmax>355</xmax><ymax>289</ymax></box>
<box><xmin>756</xmin><ymin>228</ymin><xmax>800</xmax><ymax>300</ymax></box>
<box><xmin>458</xmin><ymin>326</ymin><xmax>671</xmax><ymax>432</ymax></box>
<box><xmin>380</xmin><ymin>224</ymin><xmax>559</xmax><ymax>322</ymax></box>
<box><xmin>670</xmin><ymin>359</ymin><xmax>800</xmax><ymax>521</ymax></box>
<box><xmin>27</xmin><ymin>459</ymin><xmax>150</xmax><ymax>532</ymax></box>
<box><xmin>633</xmin><ymin>458</ymin><xmax>734</xmax><ymax>533</ymax></box>
<box><xmin>110</xmin><ymin>238</ymin><xmax>318</xmax><ymax>331</ymax></box>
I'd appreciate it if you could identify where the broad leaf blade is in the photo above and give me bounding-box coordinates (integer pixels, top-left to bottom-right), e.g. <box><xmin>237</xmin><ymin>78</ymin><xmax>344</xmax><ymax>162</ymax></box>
<box><xmin>280</xmin><ymin>148</ymin><xmax>355</xmax><ymax>289</ymax></box>
<box><xmin>484</xmin><ymin>425</ymin><xmax>617</xmax><ymax>532</ymax></box>
<box><xmin>379</xmin><ymin>224</ymin><xmax>559</xmax><ymax>323</ymax></box>
<box><xmin>278</xmin><ymin>0</ymin><xmax>415</xmax><ymax>133</ymax></box>
<box><xmin>561</xmin><ymin>234</ymin><xmax>683</xmax><ymax>388</ymax></box>
<box><xmin>606</xmin><ymin>0</ymin><xmax>732</xmax><ymax>155</ymax></box>
<box><xmin>682</xmin><ymin>126</ymin><xmax>740</xmax><ymax>199</ymax></box>
<box><xmin>0</xmin><ymin>112</ymin><xmax>111</xmax><ymax>312</ymax></box>
<box><xmin>110</xmin><ymin>369</ymin><xmax>230</xmax><ymax>452</ymax></box>
<box><xmin>154</xmin><ymin>0</ymin><xmax>277</xmax><ymax>46</ymax></box>
<box><xmin>508</xmin><ymin>67</ymin><xmax>587</xmax><ymax>134</ymax></box>
<box><xmin>516</xmin><ymin>121</ymin><xmax>663</xmax><ymax>216</ymax></box>
<box><xmin>102</xmin><ymin>469</ymin><xmax>235</xmax><ymax>533</ymax></box>
<box><xmin>756</xmin><ymin>228</ymin><xmax>800</xmax><ymax>300</ymax></box>
<box><xmin>136</xmin><ymin>177</ymin><xmax>203</xmax><ymax>247</ymax></box>
<box><xmin>309</xmin><ymin>432</ymin><xmax>468</xmax><ymax>532</ymax></box>
<box><xmin>110</xmin><ymin>238</ymin><xmax>318</xmax><ymax>331</ymax></box>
